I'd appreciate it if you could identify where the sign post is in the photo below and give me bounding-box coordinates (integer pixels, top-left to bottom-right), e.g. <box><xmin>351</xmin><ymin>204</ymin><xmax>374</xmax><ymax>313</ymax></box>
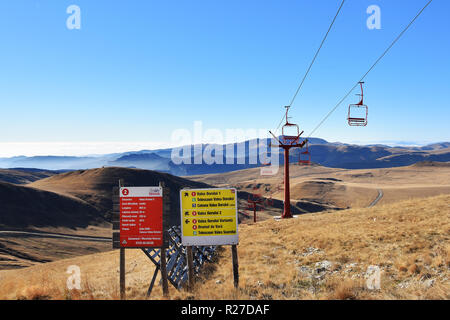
<box><xmin>187</xmin><ymin>246</ymin><xmax>194</xmax><ymax>291</ymax></box>
<box><xmin>118</xmin><ymin>179</ymin><xmax>125</xmax><ymax>300</ymax></box>
<box><xmin>160</xmin><ymin>181</ymin><xmax>170</xmax><ymax>297</ymax></box>
<box><xmin>231</xmin><ymin>244</ymin><xmax>239</xmax><ymax>288</ymax></box>
<box><xmin>180</xmin><ymin>188</ymin><xmax>239</xmax><ymax>289</ymax></box>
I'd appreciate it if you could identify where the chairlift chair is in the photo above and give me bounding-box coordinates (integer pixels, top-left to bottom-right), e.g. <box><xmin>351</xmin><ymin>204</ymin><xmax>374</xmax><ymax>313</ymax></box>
<box><xmin>281</xmin><ymin>106</ymin><xmax>301</xmax><ymax>144</ymax></box>
<box><xmin>347</xmin><ymin>82</ymin><xmax>368</xmax><ymax>126</ymax></box>
<box><xmin>298</xmin><ymin>141</ymin><xmax>311</xmax><ymax>165</ymax></box>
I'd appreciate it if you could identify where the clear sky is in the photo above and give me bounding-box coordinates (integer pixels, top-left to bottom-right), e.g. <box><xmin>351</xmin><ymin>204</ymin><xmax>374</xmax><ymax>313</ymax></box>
<box><xmin>0</xmin><ymin>0</ymin><xmax>448</xmax><ymax>156</ymax></box>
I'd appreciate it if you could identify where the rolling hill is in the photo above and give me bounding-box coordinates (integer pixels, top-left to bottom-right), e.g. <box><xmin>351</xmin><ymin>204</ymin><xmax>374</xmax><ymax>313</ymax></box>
<box><xmin>28</xmin><ymin>167</ymin><xmax>297</xmax><ymax>225</ymax></box>
<box><xmin>29</xmin><ymin>167</ymin><xmax>214</xmax><ymax>226</ymax></box>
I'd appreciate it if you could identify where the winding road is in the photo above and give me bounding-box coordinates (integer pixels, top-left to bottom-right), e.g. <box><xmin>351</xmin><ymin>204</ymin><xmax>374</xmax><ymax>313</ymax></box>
<box><xmin>0</xmin><ymin>230</ymin><xmax>111</xmax><ymax>242</ymax></box>
<box><xmin>368</xmin><ymin>189</ymin><xmax>384</xmax><ymax>207</ymax></box>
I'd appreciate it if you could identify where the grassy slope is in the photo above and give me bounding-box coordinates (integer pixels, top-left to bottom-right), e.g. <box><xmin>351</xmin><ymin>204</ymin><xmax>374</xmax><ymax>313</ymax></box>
<box><xmin>0</xmin><ymin>194</ymin><xmax>448</xmax><ymax>300</ymax></box>
<box><xmin>0</xmin><ymin>182</ymin><xmax>103</xmax><ymax>230</ymax></box>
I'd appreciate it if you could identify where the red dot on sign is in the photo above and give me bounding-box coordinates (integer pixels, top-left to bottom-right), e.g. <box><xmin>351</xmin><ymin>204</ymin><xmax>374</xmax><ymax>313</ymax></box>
<box><xmin>193</xmin><ymin>225</ymin><xmax>197</xmax><ymax>230</ymax></box>
<box><xmin>192</xmin><ymin>211</ymin><xmax>197</xmax><ymax>216</ymax></box>
<box><xmin>192</xmin><ymin>192</ymin><xmax>196</xmax><ymax>196</ymax></box>
<box><xmin>122</xmin><ymin>189</ymin><xmax>129</xmax><ymax>196</ymax></box>
<box><xmin>193</xmin><ymin>219</ymin><xmax>197</xmax><ymax>224</ymax></box>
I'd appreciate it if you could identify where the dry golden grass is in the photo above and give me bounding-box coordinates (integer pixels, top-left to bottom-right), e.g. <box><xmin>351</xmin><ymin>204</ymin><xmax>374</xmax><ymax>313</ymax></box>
<box><xmin>0</xmin><ymin>229</ymin><xmax>112</xmax><ymax>270</ymax></box>
<box><xmin>0</xmin><ymin>249</ymin><xmax>168</xmax><ymax>300</ymax></box>
<box><xmin>0</xmin><ymin>194</ymin><xmax>448</xmax><ymax>300</ymax></box>
<box><xmin>172</xmin><ymin>194</ymin><xmax>449</xmax><ymax>300</ymax></box>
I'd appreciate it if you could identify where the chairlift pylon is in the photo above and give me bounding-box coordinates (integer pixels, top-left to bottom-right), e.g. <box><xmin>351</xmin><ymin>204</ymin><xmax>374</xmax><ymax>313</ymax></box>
<box><xmin>347</xmin><ymin>82</ymin><xmax>368</xmax><ymax>126</ymax></box>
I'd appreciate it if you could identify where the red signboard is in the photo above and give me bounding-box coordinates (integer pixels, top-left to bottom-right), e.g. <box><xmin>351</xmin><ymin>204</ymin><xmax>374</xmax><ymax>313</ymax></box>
<box><xmin>119</xmin><ymin>187</ymin><xmax>163</xmax><ymax>248</ymax></box>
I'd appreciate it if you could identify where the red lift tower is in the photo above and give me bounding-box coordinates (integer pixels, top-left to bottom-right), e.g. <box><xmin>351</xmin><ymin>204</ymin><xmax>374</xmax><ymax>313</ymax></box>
<box><xmin>269</xmin><ymin>106</ymin><xmax>307</xmax><ymax>219</ymax></box>
<box><xmin>247</xmin><ymin>193</ymin><xmax>264</xmax><ymax>223</ymax></box>
<box><xmin>246</xmin><ymin>181</ymin><xmax>274</xmax><ymax>223</ymax></box>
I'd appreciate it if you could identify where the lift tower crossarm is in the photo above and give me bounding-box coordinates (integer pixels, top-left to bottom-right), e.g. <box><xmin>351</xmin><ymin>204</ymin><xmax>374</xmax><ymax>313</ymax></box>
<box><xmin>268</xmin><ymin>131</ymin><xmax>306</xmax><ymax>148</ymax></box>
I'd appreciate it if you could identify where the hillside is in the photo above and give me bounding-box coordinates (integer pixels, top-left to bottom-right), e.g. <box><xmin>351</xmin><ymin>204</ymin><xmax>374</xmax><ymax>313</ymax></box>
<box><xmin>0</xmin><ymin>181</ymin><xmax>111</xmax><ymax>269</ymax></box>
<box><xmin>183</xmin><ymin>194</ymin><xmax>450</xmax><ymax>300</ymax></box>
<box><xmin>0</xmin><ymin>168</ymin><xmax>56</xmax><ymax>185</ymax></box>
<box><xmin>0</xmin><ymin>182</ymin><xmax>103</xmax><ymax>230</ymax></box>
<box><xmin>0</xmin><ymin>195</ymin><xmax>448</xmax><ymax>300</ymax></box>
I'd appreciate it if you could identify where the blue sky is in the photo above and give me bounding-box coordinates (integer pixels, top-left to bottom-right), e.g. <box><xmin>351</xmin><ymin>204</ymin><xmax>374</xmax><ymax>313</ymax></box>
<box><xmin>0</xmin><ymin>0</ymin><xmax>448</xmax><ymax>156</ymax></box>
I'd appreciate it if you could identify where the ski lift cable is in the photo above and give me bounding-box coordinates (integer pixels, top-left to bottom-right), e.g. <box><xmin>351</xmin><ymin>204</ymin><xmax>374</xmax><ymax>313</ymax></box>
<box><xmin>306</xmin><ymin>0</ymin><xmax>433</xmax><ymax>138</ymax></box>
<box><xmin>288</xmin><ymin>0</ymin><xmax>346</xmax><ymax>108</ymax></box>
<box><xmin>274</xmin><ymin>0</ymin><xmax>346</xmax><ymax>135</ymax></box>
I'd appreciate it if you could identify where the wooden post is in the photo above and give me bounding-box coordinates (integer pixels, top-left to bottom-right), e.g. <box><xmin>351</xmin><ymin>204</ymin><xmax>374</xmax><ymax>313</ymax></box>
<box><xmin>160</xmin><ymin>243</ymin><xmax>169</xmax><ymax>297</ymax></box>
<box><xmin>120</xmin><ymin>248</ymin><xmax>126</xmax><ymax>300</ymax></box>
<box><xmin>119</xmin><ymin>179</ymin><xmax>126</xmax><ymax>300</ymax></box>
<box><xmin>159</xmin><ymin>181</ymin><xmax>169</xmax><ymax>297</ymax></box>
<box><xmin>187</xmin><ymin>246</ymin><xmax>194</xmax><ymax>291</ymax></box>
<box><xmin>231</xmin><ymin>245</ymin><xmax>239</xmax><ymax>289</ymax></box>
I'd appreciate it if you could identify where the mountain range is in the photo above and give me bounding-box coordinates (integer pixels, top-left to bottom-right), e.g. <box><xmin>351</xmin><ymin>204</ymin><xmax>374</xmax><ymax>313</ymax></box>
<box><xmin>0</xmin><ymin>138</ymin><xmax>449</xmax><ymax>176</ymax></box>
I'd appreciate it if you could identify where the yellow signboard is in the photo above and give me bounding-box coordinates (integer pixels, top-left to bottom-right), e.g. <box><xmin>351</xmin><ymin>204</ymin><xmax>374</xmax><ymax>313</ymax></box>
<box><xmin>180</xmin><ymin>188</ymin><xmax>238</xmax><ymax>246</ymax></box>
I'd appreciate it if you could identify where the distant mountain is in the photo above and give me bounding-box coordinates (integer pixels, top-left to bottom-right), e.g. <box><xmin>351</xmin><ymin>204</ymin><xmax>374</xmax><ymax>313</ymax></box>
<box><xmin>107</xmin><ymin>153</ymin><xmax>175</xmax><ymax>173</ymax></box>
<box><xmin>0</xmin><ymin>138</ymin><xmax>449</xmax><ymax>175</ymax></box>
<box><xmin>0</xmin><ymin>156</ymin><xmax>106</xmax><ymax>170</ymax></box>
<box><xmin>288</xmin><ymin>144</ymin><xmax>450</xmax><ymax>169</ymax></box>
<box><xmin>418</xmin><ymin>142</ymin><xmax>450</xmax><ymax>151</ymax></box>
